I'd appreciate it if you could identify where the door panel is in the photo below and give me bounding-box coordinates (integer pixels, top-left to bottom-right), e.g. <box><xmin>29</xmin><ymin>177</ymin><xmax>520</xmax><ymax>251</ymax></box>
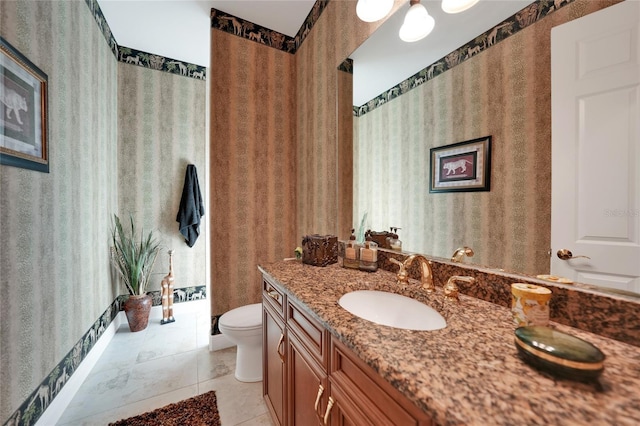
<box><xmin>551</xmin><ymin>0</ymin><xmax>640</xmax><ymax>292</ymax></box>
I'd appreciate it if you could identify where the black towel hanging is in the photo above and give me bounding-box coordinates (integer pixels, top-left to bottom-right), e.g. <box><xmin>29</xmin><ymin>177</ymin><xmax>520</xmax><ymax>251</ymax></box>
<box><xmin>176</xmin><ymin>164</ymin><xmax>205</xmax><ymax>247</ymax></box>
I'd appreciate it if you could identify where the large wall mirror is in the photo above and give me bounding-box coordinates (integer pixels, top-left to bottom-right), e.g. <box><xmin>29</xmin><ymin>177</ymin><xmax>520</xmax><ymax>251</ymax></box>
<box><xmin>338</xmin><ymin>0</ymin><xmax>640</xmax><ymax>299</ymax></box>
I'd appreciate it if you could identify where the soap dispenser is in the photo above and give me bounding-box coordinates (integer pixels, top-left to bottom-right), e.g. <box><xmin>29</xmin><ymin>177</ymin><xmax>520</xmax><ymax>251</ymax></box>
<box><xmin>342</xmin><ymin>229</ymin><xmax>360</xmax><ymax>269</ymax></box>
<box><xmin>359</xmin><ymin>241</ymin><xmax>378</xmax><ymax>272</ymax></box>
<box><xmin>388</xmin><ymin>227</ymin><xmax>402</xmax><ymax>251</ymax></box>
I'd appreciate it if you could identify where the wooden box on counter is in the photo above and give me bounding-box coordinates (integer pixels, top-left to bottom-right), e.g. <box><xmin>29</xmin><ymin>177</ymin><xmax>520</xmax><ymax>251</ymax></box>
<box><xmin>301</xmin><ymin>234</ymin><xmax>338</xmax><ymax>267</ymax></box>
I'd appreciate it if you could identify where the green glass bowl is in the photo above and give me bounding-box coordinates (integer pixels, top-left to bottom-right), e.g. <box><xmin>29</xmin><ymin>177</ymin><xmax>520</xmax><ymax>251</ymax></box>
<box><xmin>515</xmin><ymin>326</ymin><xmax>605</xmax><ymax>381</ymax></box>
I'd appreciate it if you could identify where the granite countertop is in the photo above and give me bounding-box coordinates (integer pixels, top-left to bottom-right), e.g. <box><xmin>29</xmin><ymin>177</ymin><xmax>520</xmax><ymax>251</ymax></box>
<box><xmin>259</xmin><ymin>261</ymin><xmax>640</xmax><ymax>426</ymax></box>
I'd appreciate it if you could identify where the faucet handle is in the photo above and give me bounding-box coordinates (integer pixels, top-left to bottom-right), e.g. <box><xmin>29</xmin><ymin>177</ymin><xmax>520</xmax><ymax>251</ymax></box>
<box><xmin>444</xmin><ymin>276</ymin><xmax>475</xmax><ymax>302</ymax></box>
<box><xmin>389</xmin><ymin>258</ymin><xmax>409</xmax><ymax>285</ymax></box>
<box><xmin>451</xmin><ymin>246</ymin><xmax>474</xmax><ymax>263</ymax></box>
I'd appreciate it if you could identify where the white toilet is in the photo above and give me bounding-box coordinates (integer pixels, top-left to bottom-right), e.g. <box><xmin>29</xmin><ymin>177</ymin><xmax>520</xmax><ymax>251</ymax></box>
<box><xmin>218</xmin><ymin>303</ymin><xmax>263</xmax><ymax>382</ymax></box>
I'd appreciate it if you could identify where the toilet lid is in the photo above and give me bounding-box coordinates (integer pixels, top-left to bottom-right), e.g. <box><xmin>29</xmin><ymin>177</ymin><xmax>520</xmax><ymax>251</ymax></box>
<box><xmin>219</xmin><ymin>303</ymin><xmax>262</xmax><ymax>330</ymax></box>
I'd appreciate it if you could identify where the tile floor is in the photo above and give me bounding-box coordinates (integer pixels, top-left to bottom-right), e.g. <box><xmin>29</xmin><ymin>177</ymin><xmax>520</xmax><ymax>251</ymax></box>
<box><xmin>57</xmin><ymin>300</ymin><xmax>273</xmax><ymax>425</ymax></box>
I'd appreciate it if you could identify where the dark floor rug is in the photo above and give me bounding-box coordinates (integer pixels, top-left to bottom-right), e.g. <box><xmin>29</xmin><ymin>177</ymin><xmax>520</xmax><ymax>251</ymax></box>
<box><xmin>109</xmin><ymin>390</ymin><xmax>221</xmax><ymax>426</ymax></box>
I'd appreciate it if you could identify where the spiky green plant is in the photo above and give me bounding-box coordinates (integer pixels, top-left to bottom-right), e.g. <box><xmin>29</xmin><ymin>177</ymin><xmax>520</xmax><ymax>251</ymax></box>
<box><xmin>110</xmin><ymin>214</ymin><xmax>161</xmax><ymax>296</ymax></box>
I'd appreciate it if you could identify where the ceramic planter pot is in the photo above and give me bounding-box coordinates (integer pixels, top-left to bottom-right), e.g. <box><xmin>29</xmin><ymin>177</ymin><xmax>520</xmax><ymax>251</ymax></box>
<box><xmin>124</xmin><ymin>294</ymin><xmax>152</xmax><ymax>332</ymax></box>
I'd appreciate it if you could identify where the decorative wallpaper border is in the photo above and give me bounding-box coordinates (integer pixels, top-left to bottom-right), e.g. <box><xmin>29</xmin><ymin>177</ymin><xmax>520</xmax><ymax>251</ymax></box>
<box><xmin>85</xmin><ymin>0</ymin><xmax>118</xmax><ymax>58</ymax></box>
<box><xmin>353</xmin><ymin>0</ymin><xmax>574</xmax><ymax>117</ymax></box>
<box><xmin>210</xmin><ymin>0</ymin><xmax>330</xmax><ymax>54</ymax></box>
<box><xmin>338</xmin><ymin>58</ymin><xmax>354</xmax><ymax>74</ymax></box>
<box><xmin>117</xmin><ymin>46</ymin><xmax>207</xmax><ymax>80</ymax></box>
<box><xmin>84</xmin><ymin>0</ymin><xmax>206</xmax><ymax>80</ymax></box>
<box><xmin>6</xmin><ymin>285</ymin><xmax>207</xmax><ymax>426</ymax></box>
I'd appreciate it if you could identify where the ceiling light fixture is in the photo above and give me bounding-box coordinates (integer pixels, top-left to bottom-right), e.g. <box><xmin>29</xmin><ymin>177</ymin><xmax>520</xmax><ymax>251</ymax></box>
<box><xmin>441</xmin><ymin>0</ymin><xmax>480</xmax><ymax>14</ymax></box>
<box><xmin>356</xmin><ymin>0</ymin><xmax>394</xmax><ymax>23</ymax></box>
<box><xmin>399</xmin><ymin>0</ymin><xmax>435</xmax><ymax>43</ymax></box>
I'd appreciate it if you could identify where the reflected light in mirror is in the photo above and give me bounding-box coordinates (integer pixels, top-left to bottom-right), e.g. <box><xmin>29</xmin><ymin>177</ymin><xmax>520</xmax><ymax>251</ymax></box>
<box><xmin>399</xmin><ymin>0</ymin><xmax>435</xmax><ymax>42</ymax></box>
<box><xmin>442</xmin><ymin>0</ymin><xmax>480</xmax><ymax>14</ymax></box>
<box><xmin>356</xmin><ymin>0</ymin><xmax>394</xmax><ymax>23</ymax></box>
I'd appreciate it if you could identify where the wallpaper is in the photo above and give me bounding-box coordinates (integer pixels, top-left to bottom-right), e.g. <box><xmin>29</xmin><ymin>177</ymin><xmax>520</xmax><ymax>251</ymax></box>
<box><xmin>117</xmin><ymin>63</ymin><xmax>207</xmax><ymax>298</ymax></box>
<box><xmin>117</xmin><ymin>46</ymin><xmax>206</xmax><ymax>80</ymax></box>
<box><xmin>1</xmin><ymin>1</ymin><xmax>208</xmax><ymax>425</ymax></box>
<box><xmin>355</xmin><ymin>0</ymin><xmax>576</xmax><ymax>116</ymax></box>
<box><xmin>86</xmin><ymin>0</ymin><xmax>207</xmax><ymax>80</ymax></box>
<box><xmin>0</xmin><ymin>0</ymin><xmax>119</xmax><ymax>423</ymax></box>
<box><xmin>295</xmin><ymin>0</ymin><xmax>401</xmax><ymax>240</ymax></box>
<box><xmin>207</xmin><ymin>0</ymin><xmax>400</xmax><ymax>322</ymax></box>
<box><xmin>353</xmin><ymin>0</ymin><xmax>622</xmax><ymax>276</ymax></box>
<box><xmin>210</xmin><ymin>0</ymin><xmax>330</xmax><ymax>54</ymax></box>
<box><xmin>209</xmin><ymin>29</ymin><xmax>297</xmax><ymax>323</ymax></box>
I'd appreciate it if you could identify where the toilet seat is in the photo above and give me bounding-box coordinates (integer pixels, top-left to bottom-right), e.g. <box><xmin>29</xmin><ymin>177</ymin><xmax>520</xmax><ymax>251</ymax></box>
<box><xmin>219</xmin><ymin>303</ymin><xmax>262</xmax><ymax>331</ymax></box>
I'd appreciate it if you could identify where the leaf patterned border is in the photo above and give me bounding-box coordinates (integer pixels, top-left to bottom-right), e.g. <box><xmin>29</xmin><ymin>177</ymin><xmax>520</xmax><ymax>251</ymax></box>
<box><xmin>7</xmin><ymin>285</ymin><xmax>207</xmax><ymax>426</ymax></box>
<box><xmin>353</xmin><ymin>0</ymin><xmax>574</xmax><ymax>117</ymax></box>
<box><xmin>210</xmin><ymin>0</ymin><xmax>330</xmax><ymax>54</ymax></box>
<box><xmin>84</xmin><ymin>0</ymin><xmax>206</xmax><ymax>80</ymax></box>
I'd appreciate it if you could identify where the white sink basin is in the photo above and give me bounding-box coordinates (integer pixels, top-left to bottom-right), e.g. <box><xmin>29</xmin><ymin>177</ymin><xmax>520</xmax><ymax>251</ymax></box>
<box><xmin>338</xmin><ymin>290</ymin><xmax>446</xmax><ymax>331</ymax></box>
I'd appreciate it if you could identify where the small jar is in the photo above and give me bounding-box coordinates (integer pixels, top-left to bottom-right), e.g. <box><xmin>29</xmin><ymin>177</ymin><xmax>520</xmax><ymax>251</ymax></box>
<box><xmin>358</xmin><ymin>241</ymin><xmax>378</xmax><ymax>272</ymax></box>
<box><xmin>342</xmin><ymin>240</ymin><xmax>360</xmax><ymax>269</ymax></box>
<box><xmin>511</xmin><ymin>283</ymin><xmax>552</xmax><ymax>327</ymax></box>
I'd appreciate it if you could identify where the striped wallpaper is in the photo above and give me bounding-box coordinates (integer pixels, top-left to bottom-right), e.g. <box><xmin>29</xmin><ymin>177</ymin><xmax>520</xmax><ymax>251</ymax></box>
<box><xmin>1</xmin><ymin>1</ymin><xmax>207</xmax><ymax>424</ymax></box>
<box><xmin>117</xmin><ymin>63</ymin><xmax>207</xmax><ymax>297</ymax></box>
<box><xmin>209</xmin><ymin>29</ymin><xmax>297</xmax><ymax>321</ymax></box>
<box><xmin>208</xmin><ymin>0</ymin><xmax>400</xmax><ymax>321</ymax></box>
<box><xmin>0</xmin><ymin>0</ymin><xmax>118</xmax><ymax>422</ymax></box>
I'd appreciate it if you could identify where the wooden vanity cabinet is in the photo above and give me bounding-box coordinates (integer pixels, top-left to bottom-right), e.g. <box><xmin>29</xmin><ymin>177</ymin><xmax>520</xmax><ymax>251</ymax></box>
<box><xmin>262</xmin><ymin>274</ymin><xmax>432</xmax><ymax>425</ymax></box>
<box><xmin>288</xmin><ymin>332</ymin><xmax>327</xmax><ymax>425</ymax></box>
<box><xmin>263</xmin><ymin>276</ymin><xmax>329</xmax><ymax>426</ymax></box>
<box><xmin>263</xmin><ymin>277</ymin><xmax>287</xmax><ymax>426</ymax></box>
<box><xmin>286</xmin><ymin>296</ymin><xmax>330</xmax><ymax>425</ymax></box>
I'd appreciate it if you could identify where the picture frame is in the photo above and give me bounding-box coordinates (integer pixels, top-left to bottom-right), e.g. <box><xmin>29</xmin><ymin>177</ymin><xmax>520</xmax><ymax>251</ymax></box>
<box><xmin>1</xmin><ymin>36</ymin><xmax>49</xmax><ymax>173</ymax></box>
<box><xmin>429</xmin><ymin>136</ymin><xmax>491</xmax><ymax>193</ymax></box>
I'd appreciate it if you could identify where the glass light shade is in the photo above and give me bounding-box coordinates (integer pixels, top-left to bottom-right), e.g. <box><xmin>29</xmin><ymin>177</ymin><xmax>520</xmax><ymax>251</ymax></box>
<box><xmin>399</xmin><ymin>3</ymin><xmax>435</xmax><ymax>43</ymax></box>
<box><xmin>441</xmin><ymin>0</ymin><xmax>480</xmax><ymax>14</ymax></box>
<box><xmin>356</xmin><ymin>0</ymin><xmax>394</xmax><ymax>23</ymax></box>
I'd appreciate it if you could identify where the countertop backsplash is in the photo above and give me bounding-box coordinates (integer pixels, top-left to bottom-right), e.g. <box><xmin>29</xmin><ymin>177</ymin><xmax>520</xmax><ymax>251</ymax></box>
<box><xmin>352</xmin><ymin>243</ymin><xmax>640</xmax><ymax>347</ymax></box>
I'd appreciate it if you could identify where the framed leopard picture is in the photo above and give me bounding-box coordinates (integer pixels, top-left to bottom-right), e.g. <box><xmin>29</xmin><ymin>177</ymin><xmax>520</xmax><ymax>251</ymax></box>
<box><xmin>1</xmin><ymin>36</ymin><xmax>49</xmax><ymax>173</ymax></box>
<box><xmin>430</xmin><ymin>136</ymin><xmax>491</xmax><ymax>193</ymax></box>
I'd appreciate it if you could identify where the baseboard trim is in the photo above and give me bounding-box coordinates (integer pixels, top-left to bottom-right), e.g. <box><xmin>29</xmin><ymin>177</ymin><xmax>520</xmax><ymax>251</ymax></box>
<box><xmin>209</xmin><ymin>333</ymin><xmax>234</xmax><ymax>351</ymax></box>
<box><xmin>35</xmin><ymin>311</ymin><xmax>126</xmax><ymax>426</ymax></box>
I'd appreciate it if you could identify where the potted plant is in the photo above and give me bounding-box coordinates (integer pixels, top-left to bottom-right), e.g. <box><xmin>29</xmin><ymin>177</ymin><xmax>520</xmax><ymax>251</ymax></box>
<box><xmin>111</xmin><ymin>214</ymin><xmax>161</xmax><ymax>332</ymax></box>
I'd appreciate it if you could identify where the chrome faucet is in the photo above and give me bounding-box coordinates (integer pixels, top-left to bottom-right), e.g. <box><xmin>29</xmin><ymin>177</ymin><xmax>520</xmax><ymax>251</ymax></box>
<box><xmin>389</xmin><ymin>255</ymin><xmax>435</xmax><ymax>293</ymax></box>
<box><xmin>443</xmin><ymin>276</ymin><xmax>475</xmax><ymax>302</ymax></box>
<box><xmin>451</xmin><ymin>246</ymin><xmax>474</xmax><ymax>263</ymax></box>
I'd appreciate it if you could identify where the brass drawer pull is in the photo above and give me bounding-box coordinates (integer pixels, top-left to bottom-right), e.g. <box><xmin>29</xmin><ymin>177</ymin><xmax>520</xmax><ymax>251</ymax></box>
<box><xmin>314</xmin><ymin>384</ymin><xmax>324</xmax><ymax>412</ymax></box>
<box><xmin>267</xmin><ymin>289</ymin><xmax>280</xmax><ymax>301</ymax></box>
<box><xmin>276</xmin><ymin>333</ymin><xmax>285</xmax><ymax>362</ymax></box>
<box><xmin>323</xmin><ymin>396</ymin><xmax>335</xmax><ymax>425</ymax></box>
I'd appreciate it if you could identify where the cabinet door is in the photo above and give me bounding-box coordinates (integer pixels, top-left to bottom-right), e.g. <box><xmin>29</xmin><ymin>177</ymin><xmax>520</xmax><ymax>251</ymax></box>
<box><xmin>264</xmin><ymin>303</ymin><xmax>287</xmax><ymax>426</ymax></box>
<box><xmin>327</xmin><ymin>381</ymin><xmax>370</xmax><ymax>426</ymax></box>
<box><xmin>288</xmin><ymin>332</ymin><xmax>327</xmax><ymax>426</ymax></box>
<box><xmin>330</xmin><ymin>337</ymin><xmax>433</xmax><ymax>426</ymax></box>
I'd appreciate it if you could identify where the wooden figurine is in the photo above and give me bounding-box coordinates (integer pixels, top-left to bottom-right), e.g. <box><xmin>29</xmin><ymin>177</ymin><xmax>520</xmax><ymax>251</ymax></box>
<box><xmin>161</xmin><ymin>250</ymin><xmax>176</xmax><ymax>324</ymax></box>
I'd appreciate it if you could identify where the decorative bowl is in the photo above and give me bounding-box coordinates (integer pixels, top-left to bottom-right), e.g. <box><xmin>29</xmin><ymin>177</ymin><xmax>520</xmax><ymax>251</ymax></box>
<box><xmin>514</xmin><ymin>326</ymin><xmax>605</xmax><ymax>381</ymax></box>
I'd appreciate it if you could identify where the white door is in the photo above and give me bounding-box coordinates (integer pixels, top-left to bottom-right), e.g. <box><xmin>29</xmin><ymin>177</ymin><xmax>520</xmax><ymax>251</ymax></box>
<box><xmin>551</xmin><ymin>0</ymin><xmax>640</xmax><ymax>293</ymax></box>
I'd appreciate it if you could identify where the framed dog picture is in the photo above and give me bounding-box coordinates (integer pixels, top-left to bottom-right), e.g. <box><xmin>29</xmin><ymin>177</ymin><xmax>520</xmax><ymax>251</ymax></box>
<box><xmin>429</xmin><ymin>136</ymin><xmax>491</xmax><ymax>193</ymax></box>
<box><xmin>1</xmin><ymin>36</ymin><xmax>49</xmax><ymax>173</ymax></box>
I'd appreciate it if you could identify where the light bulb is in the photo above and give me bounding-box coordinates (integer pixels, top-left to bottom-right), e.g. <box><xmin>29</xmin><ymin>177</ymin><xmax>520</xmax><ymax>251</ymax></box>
<box><xmin>399</xmin><ymin>2</ymin><xmax>435</xmax><ymax>43</ymax></box>
<box><xmin>356</xmin><ymin>0</ymin><xmax>394</xmax><ymax>23</ymax></box>
<box><xmin>441</xmin><ymin>0</ymin><xmax>480</xmax><ymax>14</ymax></box>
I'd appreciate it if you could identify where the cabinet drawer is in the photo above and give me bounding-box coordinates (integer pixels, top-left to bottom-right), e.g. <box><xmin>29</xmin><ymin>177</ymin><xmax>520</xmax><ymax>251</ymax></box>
<box><xmin>287</xmin><ymin>299</ymin><xmax>328</xmax><ymax>368</ymax></box>
<box><xmin>263</xmin><ymin>277</ymin><xmax>285</xmax><ymax>318</ymax></box>
<box><xmin>330</xmin><ymin>337</ymin><xmax>433</xmax><ymax>426</ymax></box>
